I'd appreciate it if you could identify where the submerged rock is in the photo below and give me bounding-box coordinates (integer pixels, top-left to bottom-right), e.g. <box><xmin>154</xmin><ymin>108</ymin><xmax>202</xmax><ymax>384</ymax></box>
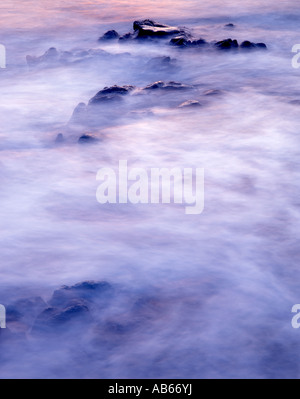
<box><xmin>89</xmin><ymin>85</ymin><xmax>135</xmax><ymax>105</ymax></box>
<box><xmin>26</xmin><ymin>47</ymin><xmax>59</xmax><ymax>66</ymax></box>
<box><xmin>147</xmin><ymin>55</ymin><xmax>174</xmax><ymax>67</ymax></box>
<box><xmin>32</xmin><ymin>301</ymin><xmax>90</xmax><ymax>335</ymax></box>
<box><xmin>6</xmin><ymin>297</ymin><xmax>47</xmax><ymax>324</ymax></box>
<box><xmin>99</xmin><ymin>30</ymin><xmax>119</xmax><ymax>41</ymax></box>
<box><xmin>204</xmin><ymin>89</ymin><xmax>223</xmax><ymax>96</ymax></box>
<box><xmin>26</xmin><ymin>47</ymin><xmax>110</xmax><ymax>67</ymax></box>
<box><xmin>49</xmin><ymin>281</ymin><xmax>114</xmax><ymax>308</ymax></box>
<box><xmin>55</xmin><ymin>133</ymin><xmax>64</xmax><ymax>144</ymax></box>
<box><xmin>240</xmin><ymin>41</ymin><xmax>267</xmax><ymax>50</ymax></box>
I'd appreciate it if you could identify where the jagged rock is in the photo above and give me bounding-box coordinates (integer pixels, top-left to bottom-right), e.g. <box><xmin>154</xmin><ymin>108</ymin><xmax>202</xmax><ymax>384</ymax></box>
<box><xmin>178</xmin><ymin>100</ymin><xmax>202</xmax><ymax>108</ymax></box>
<box><xmin>78</xmin><ymin>134</ymin><xmax>99</xmax><ymax>144</ymax></box>
<box><xmin>133</xmin><ymin>19</ymin><xmax>183</xmax><ymax>38</ymax></box>
<box><xmin>240</xmin><ymin>41</ymin><xmax>267</xmax><ymax>50</ymax></box>
<box><xmin>99</xmin><ymin>30</ymin><xmax>119</xmax><ymax>41</ymax></box>
<box><xmin>143</xmin><ymin>81</ymin><xmax>191</xmax><ymax>91</ymax></box>
<box><xmin>215</xmin><ymin>39</ymin><xmax>239</xmax><ymax>50</ymax></box>
<box><xmin>89</xmin><ymin>85</ymin><xmax>135</xmax><ymax>105</ymax></box>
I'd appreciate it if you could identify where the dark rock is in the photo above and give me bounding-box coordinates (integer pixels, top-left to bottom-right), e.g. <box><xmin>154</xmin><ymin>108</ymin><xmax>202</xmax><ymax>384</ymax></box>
<box><xmin>215</xmin><ymin>38</ymin><xmax>239</xmax><ymax>50</ymax></box>
<box><xmin>99</xmin><ymin>30</ymin><xmax>119</xmax><ymax>41</ymax></box>
<box><xmin>170</xmin><ymin>36</ymin><xmax>207</xmax><ymax>47</ymax></box>
<box><xmin>240</xmin><ymin>41</ymin><xmax>267</xmax><ymax>50</ymax></box>
<box><xmin>78</xmin><ymin>134</ymin><xmax>99</xmax><ymax>144</ymax></box>
<box><xmin>143</xmin><ymin>81</ymin><xmax>191</xmax><ymax>91</ymax></box>
<box><xmin>191</xmin><ymin>39</ymin><xmax>207</xmax><ymax>46</ymax></box>
<box><xmin>178</xmin><ymin>100</ymin><xmax>202</xmax><ymax>108</ymax></box>
<box><xmin>225</xmin><ymin>23</ymin><xmax>236</xmax><ymax>28</ymax></box>
<box><xmin>133</xmin><ymin>19</ymin><xmax>183</xmax><ymax>39</ymax></box>
<box><xmin>170</xmin><ymin>36</ymin><xmax>190</xmax><ymax>47</ymax></box>
<box><xmin>89</xmin><ymin>85</ymin><xmax>135</xmax><ymax>105</ymax></box>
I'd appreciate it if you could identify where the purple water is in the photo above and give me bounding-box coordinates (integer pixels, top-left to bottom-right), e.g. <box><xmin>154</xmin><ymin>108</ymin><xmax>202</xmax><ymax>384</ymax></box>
<box><xmin>0</xmin><ymin>0</ymin><xmax>300</xmax><ymax>379</ymax></box>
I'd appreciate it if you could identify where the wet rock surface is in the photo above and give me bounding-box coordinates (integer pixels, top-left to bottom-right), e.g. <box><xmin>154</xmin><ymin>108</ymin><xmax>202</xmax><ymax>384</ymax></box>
<box><xmin>89</xmin><ymin>85</ymin><xmax>136</xmax><ymax>105</ymax></box>
<box><xmin>97</xmin><ymin>20</ymin><xmax>267</xmax><ymax>52</ymax></box>
<box><xmin>133</xmin><ymin>19</ymin><xmax>184</xmax><ymax>39</ymax></box>
<box><xmin>215</xmin><ymin>38</ymin><xmax>239</xmax><ymax>50</ymax></box>
<box><xmin>65</xmin><ymin>80</ymin><xmax>225</xmax><ymax>140</ymax></box>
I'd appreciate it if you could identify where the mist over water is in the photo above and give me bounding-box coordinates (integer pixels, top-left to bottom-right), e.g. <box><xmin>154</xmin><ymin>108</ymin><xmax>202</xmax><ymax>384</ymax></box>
<box><xmin>0</xmin><ymin>0</ymin><xmax>300</xmax><ymax>379</ymax></box>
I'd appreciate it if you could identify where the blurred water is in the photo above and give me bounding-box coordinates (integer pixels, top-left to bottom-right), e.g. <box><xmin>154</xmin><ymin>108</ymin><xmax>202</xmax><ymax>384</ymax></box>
<box><xmin>0</xmin><ymin>0</ymin><xmax>300</xmax><ymax>379</ymax></box>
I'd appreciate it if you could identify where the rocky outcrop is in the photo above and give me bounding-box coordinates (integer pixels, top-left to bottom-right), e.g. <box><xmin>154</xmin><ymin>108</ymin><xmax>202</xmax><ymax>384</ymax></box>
<box><xmin>215</xmin><ymin>38</ymin><xmax>239</xmax><ymax>50</ymax></box>
<box><xmin>116</xmin><ymin>20</ymin><xmax>189</xmax><ymax>42</ymax></box>
<box><xmin>214</xmin><ymin>39</ymin><xmax>267</xmax><ymax>50</ymax></box>
<box><xmin>133</xmin><ymin>19</ymin><xmax>184</xmax><ymax>38</ymax></box>
<box><xmin>240</xmin><ymin>41</ymin><xmax>267</xmax><ymax>50</ymax></box>
<box><xmin>89</xmin><ymin>85</ymin><xmax>135</xmax><ymax>105</ymax></box>
<box><xmin>99</xmin><ymin>30</ymin><xmax>120</xmax><ymax>41</ymax></box>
